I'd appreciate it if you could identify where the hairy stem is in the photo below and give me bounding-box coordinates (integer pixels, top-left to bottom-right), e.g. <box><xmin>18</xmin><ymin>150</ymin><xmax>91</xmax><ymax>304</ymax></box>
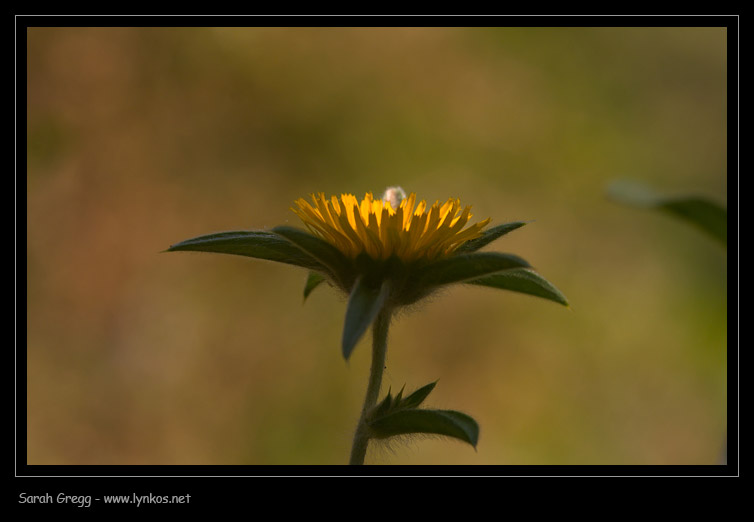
<box><xmin>349</xmin><ymin>307</ymin><xmax>391</xmax><ymax>465</ymax></box>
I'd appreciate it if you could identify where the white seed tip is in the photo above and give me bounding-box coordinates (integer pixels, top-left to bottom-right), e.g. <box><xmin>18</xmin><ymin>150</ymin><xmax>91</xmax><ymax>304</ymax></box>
<box><xmin>382</xmin><ymin>186</ymin><xmax>407</xmax><ymax>210</ymax></box>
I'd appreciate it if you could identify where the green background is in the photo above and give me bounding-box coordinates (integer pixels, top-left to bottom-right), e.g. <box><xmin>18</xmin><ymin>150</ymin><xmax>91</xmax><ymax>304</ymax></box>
<box><xmin>26</xmin><ymin>27</ymin><xmax>727</xmax><ymax>465</ymax></box>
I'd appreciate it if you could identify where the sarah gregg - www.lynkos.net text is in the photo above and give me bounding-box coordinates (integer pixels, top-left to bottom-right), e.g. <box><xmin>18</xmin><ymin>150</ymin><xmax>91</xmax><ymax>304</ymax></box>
<box><xmin>19</xmin><ymin>492</ymin><xmax>191</xmax><ymax>508</ymax></box>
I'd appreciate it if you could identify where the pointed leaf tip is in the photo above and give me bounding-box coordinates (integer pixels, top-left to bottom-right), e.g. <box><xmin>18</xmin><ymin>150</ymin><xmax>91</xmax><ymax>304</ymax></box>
<box><xmin>394</xmin><ymin>384</ymin><xmax>405</xmax><ymax>404</ymax></box>
<box><xmin>469</xmin><ymin>268</ymin><xmax>569</xmax><ymax>306</ymax></box>
<box><xmin>303</xmin><ymin>271</ymin><xmax>326</xmax><ymax>302</ymax></box>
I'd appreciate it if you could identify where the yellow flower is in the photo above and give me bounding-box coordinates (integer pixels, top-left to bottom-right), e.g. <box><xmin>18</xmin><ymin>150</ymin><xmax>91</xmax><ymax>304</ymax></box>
<box><xmin>292</xmin><ymin>188</ymin><xmax>492</xmax><ymax>263</ymax></box>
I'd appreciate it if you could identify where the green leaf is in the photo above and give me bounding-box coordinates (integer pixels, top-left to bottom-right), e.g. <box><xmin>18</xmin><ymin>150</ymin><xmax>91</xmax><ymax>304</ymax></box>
<box><xmin>399</xmin><ymin>381</ymin><xmax>437</xmax><ymax>409</ymax></box>
<box><xmin>341</xmin><ymin>277</ymin><xmax>390</xmax><ymax>360</ymax></box>
<box><xmin>272</xmin><ymin>226</ymin><xmax>353</xmax><ymax>285</ymax></box>
<box><xmin>469</xmin><ymin>268</ymin><xmax>569</xmax><ymax>306</ymax></box>
<box><xmin>368</xmin><ymin>409</ymin><xmax>479</xmax><ymax>448</ymax></box>
<box><xmin>166</xmin><ymin>231</ymin><xmax>327</xmax><ymax>272</ymax></box>
<box><xmin>456</xmin><ymin>221</ymin><xmax>528</xmax><ymax>253</ymax></box>
<box><xmin>607</xmin><ymin>180</ymin><xmax>727</xmax><ymax>246</ymax></box>
<box><xmin>303</xmin><ymin>271</ymin><xmax>326</xmax><ymax>301</ymax></box>
<box><xmin>418</xmin><ymin>252</ymin><xmax>531</xmax><ymax>289</ymax></box>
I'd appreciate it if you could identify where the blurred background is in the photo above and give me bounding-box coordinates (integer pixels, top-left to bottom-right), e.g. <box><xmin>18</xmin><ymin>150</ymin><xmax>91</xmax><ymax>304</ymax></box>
<box><xmin>26</xmin><ymin>27</ymin><xmax>728</xmax><ymax>465</ymax></box>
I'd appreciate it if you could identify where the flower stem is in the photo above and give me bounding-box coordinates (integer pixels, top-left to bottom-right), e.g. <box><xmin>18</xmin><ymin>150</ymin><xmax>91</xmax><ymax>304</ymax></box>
<box><xmin>349</xmin><ymin>307</ymin><xmax>391</xmax><ymax>465</ymax></box>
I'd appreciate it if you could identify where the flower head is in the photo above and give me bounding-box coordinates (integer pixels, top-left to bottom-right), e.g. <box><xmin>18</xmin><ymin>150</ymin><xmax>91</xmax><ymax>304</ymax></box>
<box><xmin>291</xmin><ymin>188</ymin><xmax>492</xmax><ymax>263</ymax></box>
